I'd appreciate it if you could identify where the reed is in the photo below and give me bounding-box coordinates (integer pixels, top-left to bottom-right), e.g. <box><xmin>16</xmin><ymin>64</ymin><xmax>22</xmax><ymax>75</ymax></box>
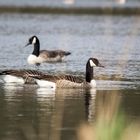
<box><xmin>77</xmin><ymin>91</ymin><xmax>140</xmax><ymax>140</ymax></box>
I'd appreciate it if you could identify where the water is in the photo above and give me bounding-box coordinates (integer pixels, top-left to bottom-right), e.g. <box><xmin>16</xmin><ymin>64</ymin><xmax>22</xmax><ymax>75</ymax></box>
<box><xmin>0</xmin><ymin>13</ymin><xmax>140</xmax><ymax>140</ymax></box>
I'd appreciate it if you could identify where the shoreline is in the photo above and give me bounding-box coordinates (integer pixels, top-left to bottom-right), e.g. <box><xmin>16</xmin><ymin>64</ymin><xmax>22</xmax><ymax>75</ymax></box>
<box><xmin>0</xmin><ymin>6</ymin><xmax>140</xmax><ymax>15</ymax></box>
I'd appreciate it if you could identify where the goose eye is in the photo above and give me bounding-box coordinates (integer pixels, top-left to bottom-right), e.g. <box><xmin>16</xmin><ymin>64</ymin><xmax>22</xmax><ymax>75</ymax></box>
<box><xmin>89</xmin><ymin>60</ymin><xmax>96</xmax><ymax>67</ymax></box>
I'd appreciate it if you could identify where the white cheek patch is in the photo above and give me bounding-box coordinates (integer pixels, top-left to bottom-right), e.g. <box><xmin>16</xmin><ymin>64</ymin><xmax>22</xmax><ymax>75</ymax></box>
<box><xmin>32</xmin><ymin>37</ymin><xmax>36</xmax><ymax>44</ymax></box>
<box><xmin>90</xmin><ymin>60</ymin><xmax>96</xmax><ymax>67</ymax></box>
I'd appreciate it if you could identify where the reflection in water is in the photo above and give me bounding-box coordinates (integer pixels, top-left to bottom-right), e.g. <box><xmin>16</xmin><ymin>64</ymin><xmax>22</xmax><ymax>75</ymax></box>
<box><xmin>0</xmin><ymin>85</ymin><xmax>87</xmax><ymax>140</ymax></box>
<box><xmin>2</xmin><ymin>84</ymin><xmax>24</xmax><ymax>94</ymax></box>
<box><xmin>84</xmin><ymin>89</ymin><xmax>96</xmax><ymax>123</ymax></box>
<box><xmin>0</xmin><ymin>84</ymin><xmax>140</xmax><ymax>140</ymax></box>
<box><xmin>77</xmin><ymin>90</ymin><xmax>140</xmax><ymax>140</ymax></box>
<box><xmin>0</xmin><ymin>85</ymin><xmax>55</xmax><ymax>140</ymax></box>
<box><xmin>36</xmin><ymin>88</ymin><xmax>56</xmax><ymax>99</ymax></box>
<box><xmin>0</xmin><ymin>83</ymin><xmax>140</xmax><ymax>139</ymax></box>
<box><xmin>77</xmin><ymin>91</ymin><xmax>123</xmax><ymax>140</ymax></box>
<box><xmin>84</xmin><ymin>89</ymin><xmax>122</xmax><ymax>124</ymax></box>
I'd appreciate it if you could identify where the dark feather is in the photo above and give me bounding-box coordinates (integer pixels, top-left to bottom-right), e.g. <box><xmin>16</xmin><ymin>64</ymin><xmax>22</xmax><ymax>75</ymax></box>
<box><xmin>0</xmin><ymin>69</ymin><xmax>44</xmax><ymax>78</ymax></box>
<box><xmin>33</xmin><ymin>74</ymin><xmax>84</xmax><ymax>83</ymax></box>
<box><xmin>40</xmin><ymin>50</ymin><xmax>71</xmax><ymax>58</ymax></box>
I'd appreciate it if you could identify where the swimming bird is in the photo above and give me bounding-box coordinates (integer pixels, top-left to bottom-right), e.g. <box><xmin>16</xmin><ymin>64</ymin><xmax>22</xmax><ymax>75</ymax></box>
<box><xmin>25</xmin><ymin>35</ymin><xmax>71</xmax><ymax>66</ymax></box>
<box><xmin>29</xmin><ymin>58</ymin><xmax>104</xmax><ymax>89</ymax></box>
<box><xmin>0</xmin><ymin>69</ymin><xmax>44</xmax><ymax>85</ymax></box>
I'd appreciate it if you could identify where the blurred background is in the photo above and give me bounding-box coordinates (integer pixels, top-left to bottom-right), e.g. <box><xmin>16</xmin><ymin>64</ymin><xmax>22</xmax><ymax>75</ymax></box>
<box><xmin>0</xmin><ymin>0</ymin><xmax>140</xmax><ymax>7</ymax></box>
<box><xmin>0</xmin><ymin>0</ymin><xmax>140</xmax><ymax>14</ymax></box>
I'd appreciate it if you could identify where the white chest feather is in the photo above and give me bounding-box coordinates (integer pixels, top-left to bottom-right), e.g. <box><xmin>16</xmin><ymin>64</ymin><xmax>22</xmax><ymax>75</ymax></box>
<box><xmin>89</xmin><ymin>80</ymin><xmax>96</xmax><ymax>88</ymax></box>
<box><xmin>27</xmin><ymin>54</ymin><xmax>38</xmax><ymax>64</ymax></box>
<box><xmin>27</xmin><ymin>54</ymin><xmax>47</xmax><ymax>64</ymax></box>
<box><xmin>1</xmin><ymin>75</ymin><xmax>25</xmax><ymax>84</ymax></box>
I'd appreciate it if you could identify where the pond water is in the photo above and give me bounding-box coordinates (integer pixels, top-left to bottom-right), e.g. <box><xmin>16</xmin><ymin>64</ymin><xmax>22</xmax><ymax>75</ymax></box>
<box><xmin>0</xmin><ymin>14</ymin><xmax>139</xmax><ymax>140</ymax></box>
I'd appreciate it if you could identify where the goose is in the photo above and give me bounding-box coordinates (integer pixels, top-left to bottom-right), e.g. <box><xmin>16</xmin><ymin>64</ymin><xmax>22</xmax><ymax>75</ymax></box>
<box><xmin>25</xmin><ymin>35</ymin><xmax>71</xmax><ymax>66</ymax></box>
<box><xmin>29</xmin><ymin>58</ymin><xmax>104</xmax><ymax>89</ymax></box>
<box><xmin>0</xmin><ymin>69</ymin><xmax>44</xmax><ymax>85</ymax></box>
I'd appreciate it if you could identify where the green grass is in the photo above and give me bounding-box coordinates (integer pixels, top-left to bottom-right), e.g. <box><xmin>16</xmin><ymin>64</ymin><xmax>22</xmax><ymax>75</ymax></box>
<box><xmin>96</xmin><ymin>112</ymin><xmax>125</xmax><ymax>140</ymax></box>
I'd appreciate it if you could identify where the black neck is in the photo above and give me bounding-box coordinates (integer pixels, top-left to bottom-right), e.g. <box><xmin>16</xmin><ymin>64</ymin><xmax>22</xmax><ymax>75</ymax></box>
<box><xmin>86</xmin><ymin>61</ymin><xmax>94</xmax><ymax>83</ymax></box>
<box><xmin>32</xmin><ymin>40</ymin><xmax>40</xmax><ymax>57</ymax></box>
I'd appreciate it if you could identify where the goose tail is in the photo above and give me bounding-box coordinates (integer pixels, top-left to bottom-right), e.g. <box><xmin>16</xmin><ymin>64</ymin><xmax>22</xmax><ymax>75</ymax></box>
<box><xmin>64</xmin><ymin>51</ymin><xmax>71</xmax><ymax>56</ymax></box>
<box><xmin>0</xmin><ymin>70</ymin><xmax>9</xmax><ymax>75</ymax></box>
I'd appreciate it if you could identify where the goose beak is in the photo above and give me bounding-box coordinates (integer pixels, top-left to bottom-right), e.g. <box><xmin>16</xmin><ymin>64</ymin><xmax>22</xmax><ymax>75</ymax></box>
<box><xmin>25</xmin><ymin>42</ymin><xmax>30</xmax><ymax>47</ymax></box>
<box><xmin>98</xmin><ymin>63</ymin><xmax>104</xmax><ymax>68</ymax></box>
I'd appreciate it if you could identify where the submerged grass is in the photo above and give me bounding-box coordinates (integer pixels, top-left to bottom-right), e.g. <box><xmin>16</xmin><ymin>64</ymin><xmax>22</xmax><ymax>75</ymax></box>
<box><xmin>96</xmin><ymin>112</ymin><xmax>125</xmax><ymax>140</ymax></box>
<box><xmin>77</xmin><ymin>92</ymin><xmax>140</xmax><ymax>140</ymax></box>
<box><xmin>77</xmin><ymin>113</ymin><xmax>140</xmax><ymax>140</ymax></box>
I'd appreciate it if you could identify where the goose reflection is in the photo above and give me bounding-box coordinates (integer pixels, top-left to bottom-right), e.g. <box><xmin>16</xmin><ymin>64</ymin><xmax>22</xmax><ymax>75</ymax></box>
<box><xmin>2</xmin><ymin>84</ymin><xmax>25</xmax><ymax>100</ymax></box>
<box><xmin>84</xmin><ymin>89</ymin><xmax>96</xmax><ymax>123</ymax></box>
<box><xmin>36</xmin><ymin>87</ymin><xmax>56</xmax><ymax>96</ymax></box>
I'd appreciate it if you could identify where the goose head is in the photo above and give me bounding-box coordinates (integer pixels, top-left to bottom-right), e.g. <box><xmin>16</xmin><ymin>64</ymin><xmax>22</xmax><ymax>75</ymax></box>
<box><xmin>89</xmin><ymin>58</ymin><xmax>104</xmax><ymax>68</ymax></box>
<box><xmin>86</xmin><ymin>58</ymin><xmax>104</xmax><ymax>83</ymax></box>
<box><xmin>25</xmin><ymin>36</ymin><xmax>40</xmax><ymax>57</ymax></box>
<box><xmin>25</xmin><ymin>36</ymin><xmax>39</xmax><ymax>46</ymax></box>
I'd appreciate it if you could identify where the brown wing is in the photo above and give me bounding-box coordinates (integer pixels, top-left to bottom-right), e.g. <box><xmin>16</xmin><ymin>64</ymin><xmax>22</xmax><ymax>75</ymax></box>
<box><xmin>0</xmin><ymin>69</ymin><xmax>44</xmax><ymax>78</ymax></box>
<box><xmin>35</xmin><ymin>74</ymin><xmax>84</xmax><ymax>84</ymax></box>
<box><xmin>63</xmin><ymin>75</ymin><xmax>84</xmax><ymax>83</ymax></box>
<box><xmin>39</xmin><ymin>50</ymin><xmax>71</xmax><ymax>59</ymax></box>
<box><xmin>39</xmin><ymin>50</ymin><xmax>49</xmax><ymax>59</ymax></box>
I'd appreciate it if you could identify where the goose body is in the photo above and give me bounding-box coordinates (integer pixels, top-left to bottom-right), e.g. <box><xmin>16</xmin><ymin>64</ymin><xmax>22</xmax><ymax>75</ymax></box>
<box><xmin>35</xmin><ymin>74</ymin><xmax>85</xmax><ymax>89</ymax></box>
<box><xmin>29</xmin><ymin>58</ymin><xmax>104</xmax><ymax>89</ymax></box>
<box><xmin>26</xmin><ymin>36</ymin><xmax>71</xmax><ymax>66</ymax></box>
<box><xmin>0</xmin><ymin>69</ymin><xmax>44</xmax><ymax>84</ymax></box>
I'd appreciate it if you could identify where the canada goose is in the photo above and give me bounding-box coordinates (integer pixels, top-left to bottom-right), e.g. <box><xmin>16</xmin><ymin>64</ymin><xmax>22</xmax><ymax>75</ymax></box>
<box><xmin>29</xmin><ymin>58</ymin><xmax>104</xmax><ymax>89</ymax></box>
<box><xmin>0</xmin><ymin>69</ymin><xmax>44</xmax><ymax>84</ymax></box>
<box><xmin>25</xmin><ymin>36</ymin><xmax>71</xmax><ymax>66</ymax></box>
